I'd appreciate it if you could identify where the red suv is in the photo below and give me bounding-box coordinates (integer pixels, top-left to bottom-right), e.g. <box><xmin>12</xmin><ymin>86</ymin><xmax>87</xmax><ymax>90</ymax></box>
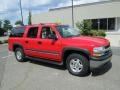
<box><xmin>8</xmin><ymin>24</ymin><xmax>112</xmax><ymax>76</ymax></box>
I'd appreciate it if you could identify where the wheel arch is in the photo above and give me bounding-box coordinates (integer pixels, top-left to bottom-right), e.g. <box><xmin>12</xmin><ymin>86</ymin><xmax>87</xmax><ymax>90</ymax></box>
<box><xmin>62</xmin><ymin>47</ymin><xmax>90</xmax><ymax>65</ymax></box>
<box><xmin>13</xmin><ymin>43</ymin><xmax>24</xmax><ymax>52</ymax></box>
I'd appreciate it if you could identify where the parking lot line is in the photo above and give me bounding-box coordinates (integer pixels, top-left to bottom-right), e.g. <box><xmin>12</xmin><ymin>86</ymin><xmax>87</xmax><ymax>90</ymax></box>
<box><xmin>1</xmin><ymin>54</ymin><xmax>13</xmax><ymax>59</ymax></box>
<box><xmin>1</xmin><ymin>51</ymin><xmax>13</xmax><ymax>59</ymax></box>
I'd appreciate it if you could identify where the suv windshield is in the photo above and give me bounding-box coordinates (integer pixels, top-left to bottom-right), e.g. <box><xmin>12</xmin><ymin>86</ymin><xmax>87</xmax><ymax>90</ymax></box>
<box><xmin>56</xmin><ymin>25</ymin><xmax>80</xmax><ymax>38</ymax></box>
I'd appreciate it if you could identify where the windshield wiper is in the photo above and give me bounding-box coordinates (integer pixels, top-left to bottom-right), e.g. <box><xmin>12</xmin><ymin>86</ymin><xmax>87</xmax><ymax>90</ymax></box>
<box><xmin>64</xmin><ymin>34</ymin><xmax>80</xmax><ymax>38</ymax></box>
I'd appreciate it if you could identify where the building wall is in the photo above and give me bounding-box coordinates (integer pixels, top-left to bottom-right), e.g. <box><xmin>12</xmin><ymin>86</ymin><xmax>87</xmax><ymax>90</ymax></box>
<box><xmin>74</xmin><ymin>1</ymin><xmax>120</xmax><ymax>23</ymax></box>
<box><xmin>32</xmin><ymin>7</ymin><xmax>72</xmax><ymax>25</ymax></box>
<box><xmin>32</xmin><ymin>1</ymin><xmax>120</xmax><ymax>27</ymax></box>
<box><xmin>106</xmin><ymin>32</ymin><xmax>120</xmax><ymax>47</ymax></box>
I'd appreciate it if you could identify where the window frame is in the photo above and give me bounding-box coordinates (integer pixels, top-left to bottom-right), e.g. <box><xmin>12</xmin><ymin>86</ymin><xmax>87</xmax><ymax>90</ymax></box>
<box><xmin>27</xmin><ymin>27</ymin><xmax>39</xmax><ymax>38</ymax></box>
<box><xmin>40</xmin><ymin>26</ymin><xmax>57</xmax><ymax>39</ymax></box>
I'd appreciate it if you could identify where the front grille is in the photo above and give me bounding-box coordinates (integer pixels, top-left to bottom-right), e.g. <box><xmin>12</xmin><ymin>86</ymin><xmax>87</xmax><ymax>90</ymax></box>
<box><xmin>105</xmin><ymin>50</ymin><xmax>111</xmax><ymax>55</ymax></box>
<box><xmin>104</xmin><ymin>44</ymin><xmax>111</xmax><ymax>55</ymax></box>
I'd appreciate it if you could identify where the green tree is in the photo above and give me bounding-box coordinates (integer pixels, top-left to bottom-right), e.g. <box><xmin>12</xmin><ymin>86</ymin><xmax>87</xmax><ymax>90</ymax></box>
<box><xmin>3</xmin><ymin>20</ymin><xmax>13</xmax><ymax>31</ymax></box>
<box><xmin>76</xmin><ymin>20</ymin><xmax>92</xmax><ymax>35</ymax></box>
<box><xmin>0</xmin><ymin>20</ymin><xmax>2</xmax><ymax>28</ymax></box>
<box><xmin>15</xmin><ymin>20</ymin><xmax>23</xmax><ymax>26</ymax></box>
<box><xmin>28</xmin><ymin>11</ymin><xmax>32</xmax><ymax>25</ymax></box>
<box><xmin>0</xmin><ymin>28</ymin><xmax>6</xmax><ymax>36</ymax></box>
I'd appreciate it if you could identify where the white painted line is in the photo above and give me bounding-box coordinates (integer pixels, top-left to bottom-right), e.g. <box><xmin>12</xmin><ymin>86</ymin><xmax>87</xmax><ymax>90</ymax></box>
<box><xmin>1</xmin><ymin>54</ymin><xmax>13</xmax><ymax>59</ymax></box>
<box><xmin>1</xmin><ymin>52</ymin><xmax>13</xmax><ymax>59</ymax></box>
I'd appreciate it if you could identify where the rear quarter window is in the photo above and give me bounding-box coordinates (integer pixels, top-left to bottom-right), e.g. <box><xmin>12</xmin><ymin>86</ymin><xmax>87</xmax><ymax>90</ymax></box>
<box><xmin>10</xmin><ymin>27</ymin><xmax>25</xmax><ymax>37</ymax></box>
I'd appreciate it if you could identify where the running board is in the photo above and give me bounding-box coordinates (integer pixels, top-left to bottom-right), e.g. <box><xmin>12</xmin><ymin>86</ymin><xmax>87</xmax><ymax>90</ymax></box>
<box><xmin>26</xmin><ymin>56</ymin><xmax>63</xmax><ymax>66</ymax></box>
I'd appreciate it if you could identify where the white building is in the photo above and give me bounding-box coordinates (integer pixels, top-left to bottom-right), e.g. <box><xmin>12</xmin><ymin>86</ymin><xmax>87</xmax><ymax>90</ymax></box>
<box><xmin>32</xmin><ymin>0</ymin><xmax>120</xmax><ymax>47</ymax></box>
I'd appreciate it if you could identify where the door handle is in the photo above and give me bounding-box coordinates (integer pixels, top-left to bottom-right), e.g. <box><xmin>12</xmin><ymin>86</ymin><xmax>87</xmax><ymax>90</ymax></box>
<box><xmin>25</xmin><ymin>41</ymin><xmax>28</xmax><ymax>43</ymax></box>
<box><xmin>38</xmin><ymin>41</ymin><xmax>42</xmax><ymax>44</ymax></box>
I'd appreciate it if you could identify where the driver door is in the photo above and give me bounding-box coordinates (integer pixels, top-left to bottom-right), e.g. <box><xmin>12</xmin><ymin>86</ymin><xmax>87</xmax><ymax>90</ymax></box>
<box><xmin>37</xmin><ymin>26</ymin><xmax>62</xmax><ymax>61</ymax></box>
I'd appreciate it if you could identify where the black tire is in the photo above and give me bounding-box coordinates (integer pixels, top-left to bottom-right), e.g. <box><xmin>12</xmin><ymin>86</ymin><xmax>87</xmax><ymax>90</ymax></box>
<box><xmin>66</xmin><ymin>53</ymin><xmax>89</xmax><ymax>76</ymax></box>
<box><xmin>15</xmin><ymin>47</ymin><xmax>25</xmax><ymax>62</ymax></box>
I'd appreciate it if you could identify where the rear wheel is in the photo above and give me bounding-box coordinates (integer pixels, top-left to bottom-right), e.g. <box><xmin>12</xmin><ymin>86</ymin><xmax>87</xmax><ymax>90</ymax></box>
<box><xmin>15</xmin><ymin>47</ymin><xmax>25</xmax><ymax>62</ymax></box>
<box><xmin>66</xmin><ymin>53</ymin><xmax>89</xmax><ymax>76</ymax></box>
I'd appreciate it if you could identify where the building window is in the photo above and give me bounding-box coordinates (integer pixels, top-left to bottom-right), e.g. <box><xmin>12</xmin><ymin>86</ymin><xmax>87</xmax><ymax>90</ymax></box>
<box><xmin>92</xmin><ymin>19</ymin><xmax>98</xmax><ymax>30</ymax></box>
<box><xmin>85</xmin><ymin>18</ymin><xmax>116</xmax><ymax>31</ymax></box>
<box><xmin>100</xmin><ymin>18</ymin><xmax>107</xmax><ymax>30</ymax></box>
<box><xmin>108</xmin><ymin>18</ymin><xmax>115</xmax><ymax>30</ymax></box>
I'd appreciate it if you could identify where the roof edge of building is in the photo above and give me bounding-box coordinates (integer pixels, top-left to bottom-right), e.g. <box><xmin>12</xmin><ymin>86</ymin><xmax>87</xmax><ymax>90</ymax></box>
<box><xmin>49</xmin><ymin>0</ymin><xmax>120</xmax><ymax>11</ymax></box>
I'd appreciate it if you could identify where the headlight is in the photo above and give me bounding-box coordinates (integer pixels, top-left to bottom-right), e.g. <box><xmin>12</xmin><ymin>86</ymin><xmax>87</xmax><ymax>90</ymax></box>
<box><xmin>93</xmin><ymin>47</ymin><xmax>105</xmax><ymax>57</ymax></box>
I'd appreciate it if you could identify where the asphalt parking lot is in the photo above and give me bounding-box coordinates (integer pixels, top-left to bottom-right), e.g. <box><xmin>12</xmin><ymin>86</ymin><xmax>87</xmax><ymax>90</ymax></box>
<box><xmin>0</xmin><ymin>44</ymin><xmax>120</xmax><ymax>90</ymax></box>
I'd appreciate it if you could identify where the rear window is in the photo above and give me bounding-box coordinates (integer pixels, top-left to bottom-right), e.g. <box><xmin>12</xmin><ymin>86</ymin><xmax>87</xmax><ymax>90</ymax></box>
<box><xmin>10</xmin><ymin>27</ymin><xmax>25</xmax><ymax>37</ymax></box>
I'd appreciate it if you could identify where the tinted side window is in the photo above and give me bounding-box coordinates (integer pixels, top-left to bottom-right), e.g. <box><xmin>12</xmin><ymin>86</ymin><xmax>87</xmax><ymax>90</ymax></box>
<box><xmin>10</xmin><ymin>27</ymin><xmax>25</xmax><ymax>37</ymax></box>
<box><xmin>27</xmin><ymin>27</ymin><xmax>38</xmax><ymax>38</ymax></box>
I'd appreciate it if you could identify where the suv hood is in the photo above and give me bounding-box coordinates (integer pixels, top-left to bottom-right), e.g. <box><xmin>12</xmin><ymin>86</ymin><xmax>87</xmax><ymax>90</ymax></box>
<box><xmin>63</xmin><ymin>36</ymin><xmax>110</xmax><ymax>47</ymax></box>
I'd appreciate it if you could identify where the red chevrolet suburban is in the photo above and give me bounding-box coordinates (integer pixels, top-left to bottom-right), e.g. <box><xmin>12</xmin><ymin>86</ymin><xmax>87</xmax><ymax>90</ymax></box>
<box><xmin>8</xmin><ymin>24</ymin><xmax>112</xmax><ymax>76</ymax></box>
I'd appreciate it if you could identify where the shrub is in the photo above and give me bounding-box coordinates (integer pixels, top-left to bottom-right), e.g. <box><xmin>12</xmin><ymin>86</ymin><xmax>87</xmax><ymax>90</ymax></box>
<box><xmin>0</xmin><ymin>41</ymin><xmax>2</xmax><ymax>44</ymax></box>
<box><xmin>98</xmin><ymin>30</ymin><xmax>106</xmax><ymax>37</ymax></box>
<box><xmin>76</xmin><ymin>21</ymin><xmax>106</xmax><ymax>37</ymax></box>
<box><xmin>89</xmin><ymin>30</ymin><xmax>98</xmax><ymax>36</ymax></box>
<box><xmin>4</xmin><ymin>40</ymin><xmax>8</xmax><ymax>43</ymax></box>
<box><xmin>89</xmin><ymin>30</ymin><xmax>106</xmax><ymax>37</ymax></box>
<box><xmin>0</xmin><ymin>40</ymin><xmax>8</xmax><ymax>44</ymax></box>
<box><xmin>0</xmin><ymin>41</ymin><xmax>3</xmax><ymax>44</ymax></box>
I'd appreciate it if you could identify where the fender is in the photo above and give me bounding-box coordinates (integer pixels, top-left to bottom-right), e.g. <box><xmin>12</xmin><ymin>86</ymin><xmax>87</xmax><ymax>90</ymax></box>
<box><xmin>62</xmin><ymin>47</ymin><xmax>90</xmax><ymax>61</ymax></box>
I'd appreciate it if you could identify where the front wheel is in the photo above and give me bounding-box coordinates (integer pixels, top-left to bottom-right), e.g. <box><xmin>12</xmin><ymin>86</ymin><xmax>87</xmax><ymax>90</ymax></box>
<box><xmin>15</xmin><ymin>48</ymin><xmax>25</xmax><ymax>62</ymax></box>
<box><xmin>66</xmin><ymin>53</ymin><xmax>89</xmax><ymax>76</ymax></box>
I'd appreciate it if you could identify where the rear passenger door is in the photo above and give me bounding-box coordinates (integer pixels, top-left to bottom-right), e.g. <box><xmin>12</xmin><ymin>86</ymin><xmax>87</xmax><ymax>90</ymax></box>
<box><xmin>24</xmin><ymin>27</ymin><xmax>41</xmax><ymax>57</ymax></box>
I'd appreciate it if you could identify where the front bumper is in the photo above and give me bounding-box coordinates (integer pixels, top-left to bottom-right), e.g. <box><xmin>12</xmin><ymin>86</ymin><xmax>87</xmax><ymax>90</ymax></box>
<box><xmin>90</xmin><ymin>51</ymin><xmax>112</xmax><ymax>69</ymax></box>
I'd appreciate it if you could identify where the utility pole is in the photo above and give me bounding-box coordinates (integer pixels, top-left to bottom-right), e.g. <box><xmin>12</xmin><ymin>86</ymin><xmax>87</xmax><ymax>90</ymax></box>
<box><xmin>19</xmin><ymin>0</ymin><xmax>24</xmax><ymax>25</ymax></box>
<box><xmin>28</xmin><ymin>0</ymin><xmax>32</xmax><ymax>25</ymax></box>
<box><xmin>71</xmin><ymin>0</ymin><xmax>74</xmax><ymax>28</ymax></box>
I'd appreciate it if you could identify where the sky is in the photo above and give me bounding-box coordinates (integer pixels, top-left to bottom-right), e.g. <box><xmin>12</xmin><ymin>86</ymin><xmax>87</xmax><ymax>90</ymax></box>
<box><xmin>0</xmin><ymin>0</ymin><xmax>108</xmax><ymax>25</ymax></box>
